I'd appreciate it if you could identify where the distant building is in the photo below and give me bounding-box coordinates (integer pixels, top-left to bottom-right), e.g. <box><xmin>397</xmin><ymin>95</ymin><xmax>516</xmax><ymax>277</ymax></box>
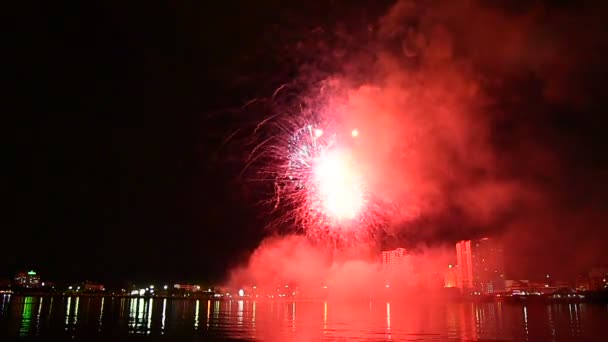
<box><xmin>456</xmin><ymin>241</ymin><xmax>473</xmax><ymax>289</ymax></box>
<box><xmin>381</xmin><ymin>248</ymin><xmax>423</xmax><ymax>287</ymax></box>
<box><xmin>505</xmin><ymin>279</ymin><xmax>557</xmax><ymax>294</ymax></box>
<box><xmin>505</xmin><ymin>279</ymin><xmax>529</xmax><ymax>293</ymax></box>
<box><xmin>174</xmin><ymin>284</ymin><xmax>201</xmax><ymax>292</ymax></box>
<box><xmin>84</xmin><ymin>282</ymin><xmax>105</xmax><ymax>291</ymax></box>
<box><xmin>529</xmin><ymin>281</ymin><xmax>557</xmax><ymax>293</ymax></box>
<box><xmin>553</xmin><ymin>280</ymin><xmax>570</xmax><ymax>290</ymax></box>
<box><xmin>456</xmin><ymin>238</ymin><xmax>505</xmax><ymax>294</ymax></box>
<box><xmin>14</xmin><ymin>270</ymin><xmax>41</xmax><ymax>288</ymax></box>
<box><xmin>381</xmin><ymin>248</ymin><xmax>413</xmax><ymax>271</ymax></box>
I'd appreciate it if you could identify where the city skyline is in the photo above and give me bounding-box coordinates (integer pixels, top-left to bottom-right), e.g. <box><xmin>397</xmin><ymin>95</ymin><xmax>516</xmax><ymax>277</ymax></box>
<box><xmin>4</xmin><ymin>233</ymin><xmax>606</xmax><ymax>287</ymax></box>
<box><xmin>4</xmin><ymin>242</ymin><xmax>606</xmax><ymax>297</ymax></box>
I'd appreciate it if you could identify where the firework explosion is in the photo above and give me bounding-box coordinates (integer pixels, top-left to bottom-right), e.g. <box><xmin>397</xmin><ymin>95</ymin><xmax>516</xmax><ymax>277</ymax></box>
<box><xmin>288</xmin><ymin>123</ymin><xmax>364</xmax><ymax>221</ymax></box>
<box><xmin>249</xmin><ymin>96</ymin><xmax>384</xmax><ymax>242</ymax></box>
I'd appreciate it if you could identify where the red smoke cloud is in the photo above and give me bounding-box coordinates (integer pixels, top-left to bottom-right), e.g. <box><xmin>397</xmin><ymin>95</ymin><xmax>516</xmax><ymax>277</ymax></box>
<box><xmin>226</xmin><ymin>235</ymin><xmax>452</xmax><ymax>299</ymax></box>
<box><xmin>235</xmin><ymin>0</ymin><xmax>608</xmax><ymax>284</ymax></box>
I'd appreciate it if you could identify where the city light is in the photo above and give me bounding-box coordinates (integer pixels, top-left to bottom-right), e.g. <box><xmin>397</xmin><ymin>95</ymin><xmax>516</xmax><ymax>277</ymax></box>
<box><xmin>238</xmin><ymin>289</ymin><xmax>245</xmax><ymax>297</ymax></box>
<box><xmin>351</xmin><ymin>128</ymin><xmax>359</xmax><ymax>137</ymax></box>
<box><xmin>163</xmin><ymin>285</ymin><xmax>168</xmax><ymax>290</ymax></box>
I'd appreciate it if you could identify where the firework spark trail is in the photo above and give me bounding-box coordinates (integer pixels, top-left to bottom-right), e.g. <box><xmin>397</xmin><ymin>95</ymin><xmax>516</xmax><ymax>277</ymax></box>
<box><xmin>244</xmin><ymin>86</ymin><xmax>388</xmax><ymax>243</ymax></box>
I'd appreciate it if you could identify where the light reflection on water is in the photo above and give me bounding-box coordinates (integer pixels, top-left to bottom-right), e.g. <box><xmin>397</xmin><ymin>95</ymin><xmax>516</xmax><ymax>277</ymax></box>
<box><xmin>0</xmin><ymin>294</ymin><xmax>607</xmax><ymax>341</ymax></box>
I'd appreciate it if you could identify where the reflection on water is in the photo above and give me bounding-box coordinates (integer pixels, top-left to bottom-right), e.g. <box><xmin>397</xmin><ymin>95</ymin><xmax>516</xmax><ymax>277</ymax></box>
<box><xmin>0</xmin><ymin>294</ymin><xmax>607</xmax><ymax>341</ymax></box>
<box><xmin>19</xmin><ymin>296</ymin><xmax>32</xmax><ymax>336</ymax></box>
<box><xmin>161</xmin><ymin>298</ymin><xmax>166</xmax><ymax>332</ymax></box>
<box><xmin>128</xmin><ymin>298</ymin><xmax>154</xmax><ymax>334</ymax></box>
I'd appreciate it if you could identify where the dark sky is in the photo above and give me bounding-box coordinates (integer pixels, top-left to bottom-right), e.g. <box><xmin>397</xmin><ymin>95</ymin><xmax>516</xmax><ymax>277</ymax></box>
<box><xmin>7</xmin><ymin>1</ymin><xmax>389</xmax><ymax>285</ymax></box>
<box><xmin>7</xmin><ymin>1</ymin><xmax>608</xmax><ymax>285</ymax></box>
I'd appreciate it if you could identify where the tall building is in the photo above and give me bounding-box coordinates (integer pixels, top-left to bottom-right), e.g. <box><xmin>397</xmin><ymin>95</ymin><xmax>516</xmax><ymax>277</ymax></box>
<box><xmin>456</xmin><ymin>238</ymin><xmax>505</xmax><ymax>294</ymax></box>
<box><xmin>84</xmin><ymin>282</ymin><xmax>105</xmax><ymax>292</ymax></box>
<box><xmin>381</xmin><ymin>248</ymin><xmax>413</xmax><ymax>271</ymax></box>
<box><xmin>456</xmin><ymin>241</ymin><xmax>473</xmax><ymax>289</ymax></box>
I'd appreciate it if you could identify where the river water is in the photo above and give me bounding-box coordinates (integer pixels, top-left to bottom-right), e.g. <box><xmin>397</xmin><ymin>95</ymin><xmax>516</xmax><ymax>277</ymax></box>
<box><xmin>1</xmin><ymin>294</ymin><xmax>606</xmax><ymax>340</ymax></box>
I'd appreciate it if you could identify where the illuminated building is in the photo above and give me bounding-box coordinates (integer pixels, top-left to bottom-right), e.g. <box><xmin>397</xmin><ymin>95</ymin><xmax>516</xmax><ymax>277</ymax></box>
<box><xmin>505</xmin><ymin>279</ymin><xmax>529</xmax><ymax>293</ymax></box>
<box><xmin>381</xmin><ymin>248</ymin><xmax>419</xmax><ymax>288</ymax></box>
<box><xmin>444</xmin><ymin>264</ymin><xmax>458</xmax><ymax>288</ymax></box>
<box><xmin>456</xmin><ymin>238</ymin><xmax>505</xmax><ymax>294</ymax></box>
<box><xmin>174</xmin><ymin>284</ymin><xmax>201</xmax><ymax>292</ymax></box>
<box><xmin>505</xmin><ymin>279</ymin><xmax>562</xmax><ymax>295</ymax></box>
<box><xmin>14</xmin><ymin>270</ymin><xmax>41</xmax><ymax>288</ymax></box>
<box><xmin>84</xmin><ymin>282</ymin><xmax>105</xmax><ymax>291</ymax></box>
<box><xmin>381</xmin><ymin>248</ymin><xmax>412</xmax><ymax>271</ymax></box>
<box><xmin>455</xmin><ymin>241</ymin><xmax>473</xmax><ymax>289</ymax></box>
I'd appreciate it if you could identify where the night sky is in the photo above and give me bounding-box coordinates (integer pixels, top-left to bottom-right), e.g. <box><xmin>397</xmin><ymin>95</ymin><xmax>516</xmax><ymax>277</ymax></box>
<box><xmin>7</xmin><ymin>1</ymin><xmax>608</xmax><ymax>285</ymax></box>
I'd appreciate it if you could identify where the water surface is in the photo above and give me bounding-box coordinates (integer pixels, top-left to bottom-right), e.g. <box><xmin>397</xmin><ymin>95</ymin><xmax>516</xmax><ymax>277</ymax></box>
<box><xmin>1</xmin><ymin>294</ymin><xmax>606</xmax><ymax>340</ymax></box>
